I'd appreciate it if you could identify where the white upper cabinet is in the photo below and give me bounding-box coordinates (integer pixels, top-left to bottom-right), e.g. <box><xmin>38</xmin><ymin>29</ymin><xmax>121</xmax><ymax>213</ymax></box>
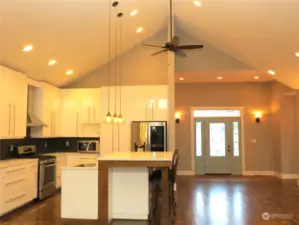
<box><xmin>41</xmin><ymin>83</ymin><xmax>62</xmax><ymax>137</ymax></box>
<box><xmin>61</xmin><ymin>89</ymin><xmax>101</xmax><ymax>137</ymax></box>
<box><xmin>148</xmin><ymin>86</ymin><xmax>168</xmax><ymax>121</ymax></box>
<box><xmin>0</xmin><ymin>66</ymin><xmax>27</xmax><ymax>139</ymax></box>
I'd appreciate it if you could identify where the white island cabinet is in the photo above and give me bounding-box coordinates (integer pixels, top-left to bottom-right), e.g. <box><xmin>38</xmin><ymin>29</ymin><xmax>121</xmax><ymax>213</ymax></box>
<box><xmin>61</xmin><ymin>163</ymin><xmax>98</xmax><ymax>220</ymax></box>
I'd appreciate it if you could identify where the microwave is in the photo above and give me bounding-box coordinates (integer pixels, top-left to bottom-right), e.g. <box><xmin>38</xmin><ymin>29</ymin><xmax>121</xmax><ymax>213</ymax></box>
<box><xmin>78</xmin><ymin>141</ymin><xmax>100</xmax><ymax>153</ymax></box>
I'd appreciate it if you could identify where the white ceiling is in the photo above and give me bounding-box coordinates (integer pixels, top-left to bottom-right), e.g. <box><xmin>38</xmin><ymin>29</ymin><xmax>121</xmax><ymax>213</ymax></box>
<box><xmin>1</xmin><ymin>0</ymin><xmax>299</xmax><ymax>88</ymax></box>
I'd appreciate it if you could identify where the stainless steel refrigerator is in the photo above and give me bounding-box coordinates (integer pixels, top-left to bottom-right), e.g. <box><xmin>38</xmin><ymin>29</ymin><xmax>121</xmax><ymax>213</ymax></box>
<box><xmin>131</xmin><ymin>121</ymin><xmax>167</xmax><ymax>152</ymax></box>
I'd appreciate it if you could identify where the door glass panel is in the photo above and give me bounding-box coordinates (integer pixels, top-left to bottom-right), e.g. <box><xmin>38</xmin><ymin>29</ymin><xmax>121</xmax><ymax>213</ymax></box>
<box><xmin>195</xmin><ymin>122</ymin><xmax>202</xmax><ymax>156</ymax></box>
<box><xmin>233</xmin><ymin>122</ymin><xmax>240</xmax><ymax>156</ymax></box>
<box><xmin>209</xmin><ymin>123</ymin><xmax>225</xmax><ymax>157</ymax></box>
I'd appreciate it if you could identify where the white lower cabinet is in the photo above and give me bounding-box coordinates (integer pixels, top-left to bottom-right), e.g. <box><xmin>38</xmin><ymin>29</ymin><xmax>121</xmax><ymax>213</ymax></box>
<box><xmin>0</xmin><ymin>160</ymin><xmax>38</xmax><ymax>217</ymax></box>
<box><xmin>55</xmin><ymin>155</ymin><xmax>67</xmax><ymax>189</ymax></box>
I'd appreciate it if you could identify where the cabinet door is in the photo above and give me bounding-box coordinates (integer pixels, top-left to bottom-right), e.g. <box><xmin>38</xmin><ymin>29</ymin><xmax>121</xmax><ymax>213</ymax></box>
<box><xmin>0</xmin><ymin>66</ymin><xmax>11</xmax><ymax>138</ymax></box>
<box><xmin>61</xmin><ymin>91</ymin><xmax>80</xmax><ymax>136</ymax></box>
<box><xmin>149</xmin><ymin>86</ymin><xmax>168</xmax><ymax>121</ymax></box>
<box><xmin>12</xmin><ymin>72</ymin><xmax>27</xmax><ymax>138</ymax></box>
<box><xmin>0</xmin><ymin>67</ymin><xmax>27</xmax><ymax>138</ymax></box>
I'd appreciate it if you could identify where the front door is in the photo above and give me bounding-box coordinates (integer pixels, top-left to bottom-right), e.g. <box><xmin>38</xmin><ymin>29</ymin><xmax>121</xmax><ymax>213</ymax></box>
<box><xmin>194</xmin><ymin>118</ymin><xmax>242</xmax><ymax>175</ymax></box>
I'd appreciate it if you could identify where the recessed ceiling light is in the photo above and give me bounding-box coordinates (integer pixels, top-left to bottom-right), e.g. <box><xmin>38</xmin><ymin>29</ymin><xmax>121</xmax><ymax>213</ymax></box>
<box><xmin>23</xmin><ymin>45</ymin><xmax>33</xmax><ymax>52</ymax></box>
<box><xmin>179</xmin><ymin>77</ymin><xmax>184</xmax><ymax>81</ymax></box>
<box><xmin>254</xmin><ymin>76</ymin><xmax>259</xmax><ymax>79</ymax></box>
<box><xmin>217</xmin><ymin>76</ymin><xmax>223</xmax><ymax>80</ymax></box>
<box><xmin>268</xmin><ymin>70</ymin><xmax>275</xmax><ymax>75</ymax></box>
<box><xmin>295</xmin><ymin>52</ymin><xmax>299</xmax><ymax>57</ymax></box>
<box><xmin>130</xmin><ymin>10</ymin><xmax>138</xmax><ymax>16</ymax></box>
<box><xmin>136</xmin><ymin>27</ymin><xmax>143</xmax><ymax>33</ymax></box>
<box><xmin>48</xmin><ymin>60</ymin><xmax>57</xmax><ymax>66</ymax></box>
<box><xmin>66</xmin><ymin>70</ymin><xmax>73</xmax><ymax>76</ymax></box>
<box><xmin>193</xmin><ymin>0</ymin><xmax>202</xmax><ymax>7</ymax></box>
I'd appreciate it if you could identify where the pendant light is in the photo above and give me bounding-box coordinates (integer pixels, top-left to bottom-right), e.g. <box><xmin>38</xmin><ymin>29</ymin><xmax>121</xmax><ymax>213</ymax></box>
<box><xmin>105</xmin><ymin>0</ymin><xmax>113</xmax><ymax>123</ymax></box>
<box><xmin>112</xmin><ymin>1</ymin><xmax>119</xmax><ymax>124</ymax></box>
<box><xmin>117</xmin><ymin>12</ymin><xmax>124</xmax><ymax>124</ymax></box>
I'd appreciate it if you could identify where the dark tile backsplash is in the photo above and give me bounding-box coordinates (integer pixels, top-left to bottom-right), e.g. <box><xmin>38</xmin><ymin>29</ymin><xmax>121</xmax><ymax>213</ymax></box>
<box><xmin>0</xmin><ymin>137</ymin><xmax>100</xmax><ymax>160</ymax></box>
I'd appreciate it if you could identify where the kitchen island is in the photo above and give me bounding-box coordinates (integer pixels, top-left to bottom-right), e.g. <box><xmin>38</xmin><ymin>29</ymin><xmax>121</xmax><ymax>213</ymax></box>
<box><xmin>98</xmin><ymin>151</ymin><xmax>173</xmax><ymax>225</ymax></box>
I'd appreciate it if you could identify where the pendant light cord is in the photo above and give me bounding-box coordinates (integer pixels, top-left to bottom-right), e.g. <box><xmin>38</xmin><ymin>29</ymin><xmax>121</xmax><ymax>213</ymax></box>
<box><xmin>119</xmin><ymin>13</ymin><xmax>122</xmax><ymax>116</ymax></box>
<box><xmin>114</xmin><ymin>5</ymin><xmax>118</xmax><ymax>115</ymax></box>
<box><xmin>108</xmin><ymin>0</ymin><xmax>112</xmax><ymax>112</ymax></box>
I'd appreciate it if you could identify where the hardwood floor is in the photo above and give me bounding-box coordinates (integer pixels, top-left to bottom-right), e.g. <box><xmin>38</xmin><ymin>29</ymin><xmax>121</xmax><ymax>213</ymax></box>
<box><xmin>1</xmin><ymin>176</ymin><xmax>299</xmax><ymax>225</ymax></box>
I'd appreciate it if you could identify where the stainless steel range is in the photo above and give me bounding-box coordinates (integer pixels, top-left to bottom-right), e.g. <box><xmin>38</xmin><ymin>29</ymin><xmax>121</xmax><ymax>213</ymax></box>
<box><xmin>16</xmin><ymin>145</ymin><xmax>56</xmax><ymax>200</ymax></box>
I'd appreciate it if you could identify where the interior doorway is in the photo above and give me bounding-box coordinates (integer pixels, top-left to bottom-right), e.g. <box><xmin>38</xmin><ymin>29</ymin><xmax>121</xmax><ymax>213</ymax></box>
<box><xmin>192</xmin><ymin>109</ymin><xmax>243</xmax><ymax>175</ymax></box>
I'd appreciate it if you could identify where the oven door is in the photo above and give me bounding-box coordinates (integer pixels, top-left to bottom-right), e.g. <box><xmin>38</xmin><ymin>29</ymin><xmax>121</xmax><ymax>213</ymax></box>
<box><xmin>39</xmin><ymin>163</ymin><xmax>56</xmax><ymax>191</ymax></box>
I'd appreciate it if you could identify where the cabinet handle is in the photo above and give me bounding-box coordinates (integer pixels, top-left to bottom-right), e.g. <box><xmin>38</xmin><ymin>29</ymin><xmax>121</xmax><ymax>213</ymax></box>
<box><xmin>76</xmin><ymin>113</ymin><xmax>79</xmax><ymax>136</ymax></box>
<box><xmin>145</xmin><ymin>104</ymin><xmax>148</xmax><ymax>121</ymax></box>
<box><xmin>54</xmin><ymin>112</ymin><xmax>56</xmax><ymax>136</ymax></box>
<box><xmin>5</xmin><ymin>178</ymin><xmax>26</xmax><ymax>186</ymax></box>
<box><xmin>8</xmin><ymin>104</ymin><xmax>11</xmax><ymax>136</ymax></box>
<box><xmin>94</xmin><ymin>107</ymin><xmax>96</xmax><ymax>123</ymax></box>
<box><xmin>151</xmin><ymin>103</ymin><xmax>154</xmax><ymax>120</ymax></box>
<box><xmin>5</xmin><ymin>194</ymin><xmax>26</xmax><ymax>203</ymax></box>
<box><xmin>6</xmin><ymin>167</ymin><xmax>26</xmax><ymax>174</ymax></box>
<box><xmin>13</xmin><ymin>105</ymin><xmax>16</xmax><ymax>136</ymax></box>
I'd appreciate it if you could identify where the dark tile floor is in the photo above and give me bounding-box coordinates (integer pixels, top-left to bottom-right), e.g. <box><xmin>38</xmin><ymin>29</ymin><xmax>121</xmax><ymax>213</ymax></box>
<box><xmin>1</xmin><ymin>176</ymin><xmax>299</xmax><ymax>225</ymax></box>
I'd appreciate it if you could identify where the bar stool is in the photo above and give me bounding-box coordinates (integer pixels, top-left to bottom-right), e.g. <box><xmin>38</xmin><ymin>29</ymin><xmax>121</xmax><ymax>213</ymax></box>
<box><xmin>148</xmin><ymin>149</ymin><xmax>180</xmax><ymax>221</ymax></box>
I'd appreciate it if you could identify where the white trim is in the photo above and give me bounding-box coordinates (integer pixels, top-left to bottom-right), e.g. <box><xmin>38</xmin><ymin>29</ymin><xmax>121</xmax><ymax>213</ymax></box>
<box><xmin>243</xmin><ymin>171</ymin><xmax>275</xmax><ymax>176</ymax></box>
<box><xmin>244</xmin><ymin>171</ymin><xmax>298</xmax><ymax>179</ymax></box>
<box><xmin>190</xmin><ymin>106</ymin><xmax>245</xmax><ymax>175</ymax></box>
<box><xmin>274</xmin><ymin>172</ymin><xmax>299</xmax><ymax>179</ymax></box>
<box><xmin>177</xmin><ymin>171</ymin><xmax>194</xmax><ymax>176</ymax></box>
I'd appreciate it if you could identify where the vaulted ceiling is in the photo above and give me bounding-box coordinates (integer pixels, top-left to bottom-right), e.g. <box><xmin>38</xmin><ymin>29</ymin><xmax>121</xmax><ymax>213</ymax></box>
<box><xmin>0</xmin><ymin>0</ymin><xmax>299</xmax><ymax>88</ymax></box>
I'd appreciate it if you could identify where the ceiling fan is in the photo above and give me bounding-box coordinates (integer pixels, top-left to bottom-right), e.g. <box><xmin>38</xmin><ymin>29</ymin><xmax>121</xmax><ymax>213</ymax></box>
<box><xmin>142</xmin><ymin>0</ymin><xmax>204</xmax><ymax>56</ymax></box>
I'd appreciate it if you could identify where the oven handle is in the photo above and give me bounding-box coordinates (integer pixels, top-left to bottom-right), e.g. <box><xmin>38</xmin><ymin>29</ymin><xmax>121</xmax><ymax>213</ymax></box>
<box><xmin>43</xmin><ymin>164</ymin><xmax>56</xmax><ymax>168</ymax></box>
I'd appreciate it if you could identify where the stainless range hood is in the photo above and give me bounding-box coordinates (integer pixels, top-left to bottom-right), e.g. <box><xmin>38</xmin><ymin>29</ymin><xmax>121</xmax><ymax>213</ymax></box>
<box><xmin>27</xmin><ymin>113</ymin><xmax>47</xmax><ymax>127</ymax></box>
<box><xmin>27</xmin><ymin>85</ymin><xmax>47</xmax><ymax>128</ymax></box>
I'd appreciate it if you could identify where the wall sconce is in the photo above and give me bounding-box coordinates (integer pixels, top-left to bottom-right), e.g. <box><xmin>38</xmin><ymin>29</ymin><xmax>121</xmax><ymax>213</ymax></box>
<box><xmin>253</xmin><ymin>111</ymin><xmax>262</xmax><ymax>123</ymax></box>
<box><xmin>175</xmin><ymin>112</ymin><xmax>181</xmax><ymax>124</ymax></box>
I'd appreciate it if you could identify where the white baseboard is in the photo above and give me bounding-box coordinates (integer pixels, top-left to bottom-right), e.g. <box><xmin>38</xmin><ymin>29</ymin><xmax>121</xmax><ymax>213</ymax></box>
<box><xmin>177</xmin><ymin>171</ymin><xmax>194</xmax><ymax>176</ymax></box>
<box><xmin>274</xmin><ymin>172</ymin><xmax>299</xmax><ymax>179</ymax></box>
<box><xmin>244</xmin><ymin>171</ymin><xmax>298</xmax><ymax>179</ymax></box>
<box><xmin>243</xmin><ymin>171</ymin><xmax>275</xmax><ymax>176</ymax></box>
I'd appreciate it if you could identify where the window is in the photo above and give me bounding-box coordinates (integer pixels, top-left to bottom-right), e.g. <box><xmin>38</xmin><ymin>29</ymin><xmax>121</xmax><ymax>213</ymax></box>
<box><xmin>194</xmin><ymin>110</ymin><xmax>240</xmax><ymax>118</ymax></box>
<box><xmin>195</xmin><ymin>122</ymin><xmax>202</xmax><ymax>156</ymax></box>
<box><xmin>233</xmin><ymin>122</ymin><xmax>240</xmax><ymax>156</ymax></box>
<box><xmin>209</xmin><ymin>123</ymin><xmax>226</xmax><ymax>157</ymax></box>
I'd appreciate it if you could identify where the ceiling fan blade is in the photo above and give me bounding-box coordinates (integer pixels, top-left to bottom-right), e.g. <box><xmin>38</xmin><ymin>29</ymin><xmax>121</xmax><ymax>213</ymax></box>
<box><xmin>178</xmin><ymin>45</ymin><xmax>204</xmax><ymax>50</ymax></box>
<box><xmin>151</xmin><ymin>49</ymin><xmax>168</xmax><ymax>56</ymax></box>
<box><xmin>142</xmin><ymin>43</ymin><xmax>165</xmax><ymax>48</ymax></box>
<box><xmin>176</xmin><ymin>50</ymin><xmax>187</xmax><ymax>57</ymax></box>
<box><xmin>169</xmin><ymin>36</ymin><xmax>179</xmax><ymax>46</ymax></box>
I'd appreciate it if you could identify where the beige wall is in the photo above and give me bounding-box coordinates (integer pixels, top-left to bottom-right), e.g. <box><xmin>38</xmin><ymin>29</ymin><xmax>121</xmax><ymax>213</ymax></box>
<box><xmin>175</xmin><ymin>82</ymin><xmax>273</xmax><ymax>172</ymax></box>
<box><xmin>270</xmin><ymin>81</ymin><xmax>297</xmax><ymax>174</ymax></box>
<box><xmin>66</xmin><ymin>29</ymin><xmax>168</xmax><ymax>88</ymax></box>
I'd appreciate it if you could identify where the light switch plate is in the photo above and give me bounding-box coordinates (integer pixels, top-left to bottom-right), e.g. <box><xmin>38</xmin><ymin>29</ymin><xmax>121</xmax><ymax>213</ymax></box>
<box><xmin>251</xmin><ymin>139</ymin><xmax>257</xmax><ymax>143</ymax></box>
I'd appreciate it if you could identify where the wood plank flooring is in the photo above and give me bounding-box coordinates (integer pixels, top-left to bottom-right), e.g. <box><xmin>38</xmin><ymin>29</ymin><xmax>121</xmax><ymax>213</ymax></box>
<box><xmin>1</xmin><ymin>176</ymin><xmax>299</xmax><ymax>225</ymax></box>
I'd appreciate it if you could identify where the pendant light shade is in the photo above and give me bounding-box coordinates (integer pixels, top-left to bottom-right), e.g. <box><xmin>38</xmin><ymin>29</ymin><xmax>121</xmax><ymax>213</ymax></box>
<box><xmin>118</xmin><ymin>114</ymin><xmax>124</xmax><ymax>123</ymax></box>
<box><xmin>106</xmin><ymin>112</ymin><xmax>112</xmax><ymax>123</ymax></box>
<box><xmin>113</xmin><ymin>113</ymin><xmax>118</xmax><ymax>123</ymax></box>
